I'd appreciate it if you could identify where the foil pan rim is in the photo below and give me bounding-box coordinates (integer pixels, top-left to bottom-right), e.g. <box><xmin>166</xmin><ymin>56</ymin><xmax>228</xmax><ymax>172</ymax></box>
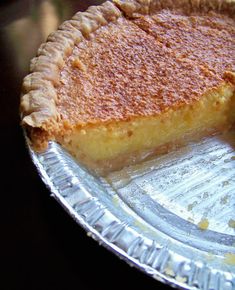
<box><xmin>27</xmin><ymin>138</ymin><xmax>235</xmax><ymax>290</ymax></box>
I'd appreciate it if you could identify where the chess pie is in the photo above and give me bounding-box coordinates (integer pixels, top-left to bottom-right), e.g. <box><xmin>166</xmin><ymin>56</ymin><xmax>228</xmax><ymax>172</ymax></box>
<box><xmin>20</xmin><ymin>0</ymin><xmax>235</xmax><ymax>173</ymax></box>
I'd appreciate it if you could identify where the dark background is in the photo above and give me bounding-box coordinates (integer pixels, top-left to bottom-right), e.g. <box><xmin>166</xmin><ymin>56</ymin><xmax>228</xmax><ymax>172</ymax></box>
<box><xmin>0</xmin><ymin>1</ymin><xmax>171</xmax><ymax>289</ymax></box>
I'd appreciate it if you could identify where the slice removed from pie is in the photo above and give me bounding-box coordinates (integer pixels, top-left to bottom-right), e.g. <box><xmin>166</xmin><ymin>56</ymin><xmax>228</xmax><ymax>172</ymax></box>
<box><xmin>21</xmin><ymin>0</ymin><xmax>235</xmax><ymax>174</ymax></box>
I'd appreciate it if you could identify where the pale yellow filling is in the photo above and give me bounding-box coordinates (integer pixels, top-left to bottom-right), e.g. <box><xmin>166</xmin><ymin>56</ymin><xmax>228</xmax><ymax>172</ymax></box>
<box><xmin>62</xmin><ymin>83</ymin><xmax>235</xmax><ymax>169</ymax></box>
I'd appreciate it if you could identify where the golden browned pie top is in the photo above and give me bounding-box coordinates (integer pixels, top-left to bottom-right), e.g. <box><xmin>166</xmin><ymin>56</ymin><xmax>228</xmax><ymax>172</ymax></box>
<box><xmin>58</xmin><ymin>12</ymin><xmax>234</xmax><ymax>126</ymax></box>
<box><xmin>20</xmin><ymin>0</ymin><xmax>235</xmax><ymax>148</ymax></box>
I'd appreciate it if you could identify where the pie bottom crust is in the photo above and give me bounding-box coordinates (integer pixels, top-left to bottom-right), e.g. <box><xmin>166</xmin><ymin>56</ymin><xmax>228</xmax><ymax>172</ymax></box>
<box><xmin>58</xmin><ymin>83</ymin><xmax>235</xmax><ymax>175</ymax></box>
<box><xmin>62</xmin><ymin>126</ymin><xmax>233</xmax><ymax>176</ymax></box>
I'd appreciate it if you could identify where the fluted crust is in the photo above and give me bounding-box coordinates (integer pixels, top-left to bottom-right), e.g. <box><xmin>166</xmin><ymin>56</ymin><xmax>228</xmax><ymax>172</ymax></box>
<box><xmin>21</xmin><ymin>1</ymin><xmax>121</xmax><ymax>134</ymax></box>
<box><xmin>114</xmin><ymin>0</ymin><xmax>235</xmax><ymax>16</ymax></box>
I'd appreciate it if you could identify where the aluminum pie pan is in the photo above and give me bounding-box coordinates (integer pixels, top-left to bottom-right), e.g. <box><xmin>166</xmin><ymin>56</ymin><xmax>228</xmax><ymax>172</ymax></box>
<box><xmin>27</xmin><ymin>130</ymin><xmax>235</xmax><ymax>290</ymax></box>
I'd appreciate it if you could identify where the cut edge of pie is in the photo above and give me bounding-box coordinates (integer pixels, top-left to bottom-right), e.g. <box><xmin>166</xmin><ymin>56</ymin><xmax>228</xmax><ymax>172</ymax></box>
<box><xmin>20</xmin><ymin>0</ymin><xmax>235</xmax><ymax>174</ymax></box>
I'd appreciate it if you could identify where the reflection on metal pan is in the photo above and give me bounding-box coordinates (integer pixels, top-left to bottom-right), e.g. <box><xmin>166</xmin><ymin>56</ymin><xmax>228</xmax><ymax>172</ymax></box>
<box><xmin>29</xmin><ymin>130</ymin><xmax>235</xmax><ymax>290</ymax></box>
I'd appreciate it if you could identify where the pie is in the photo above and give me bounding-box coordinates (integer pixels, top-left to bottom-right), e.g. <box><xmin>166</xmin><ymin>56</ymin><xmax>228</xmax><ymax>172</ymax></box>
<box><xmin>20</xmin><ymin>0</ymin><xmax>235</xmax><ymax>174</ymax></box>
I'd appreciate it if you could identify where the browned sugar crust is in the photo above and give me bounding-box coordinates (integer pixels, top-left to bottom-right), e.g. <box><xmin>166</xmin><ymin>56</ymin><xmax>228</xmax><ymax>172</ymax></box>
<box><xmin>133</xmin><ymin>10</ymin><xmax>235</xmax><ymax>75</ymax></box>
<box><xmin>57</xmin><ymin>11</ymin><xmax>235</xmax><ymax>128</ymax></box>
